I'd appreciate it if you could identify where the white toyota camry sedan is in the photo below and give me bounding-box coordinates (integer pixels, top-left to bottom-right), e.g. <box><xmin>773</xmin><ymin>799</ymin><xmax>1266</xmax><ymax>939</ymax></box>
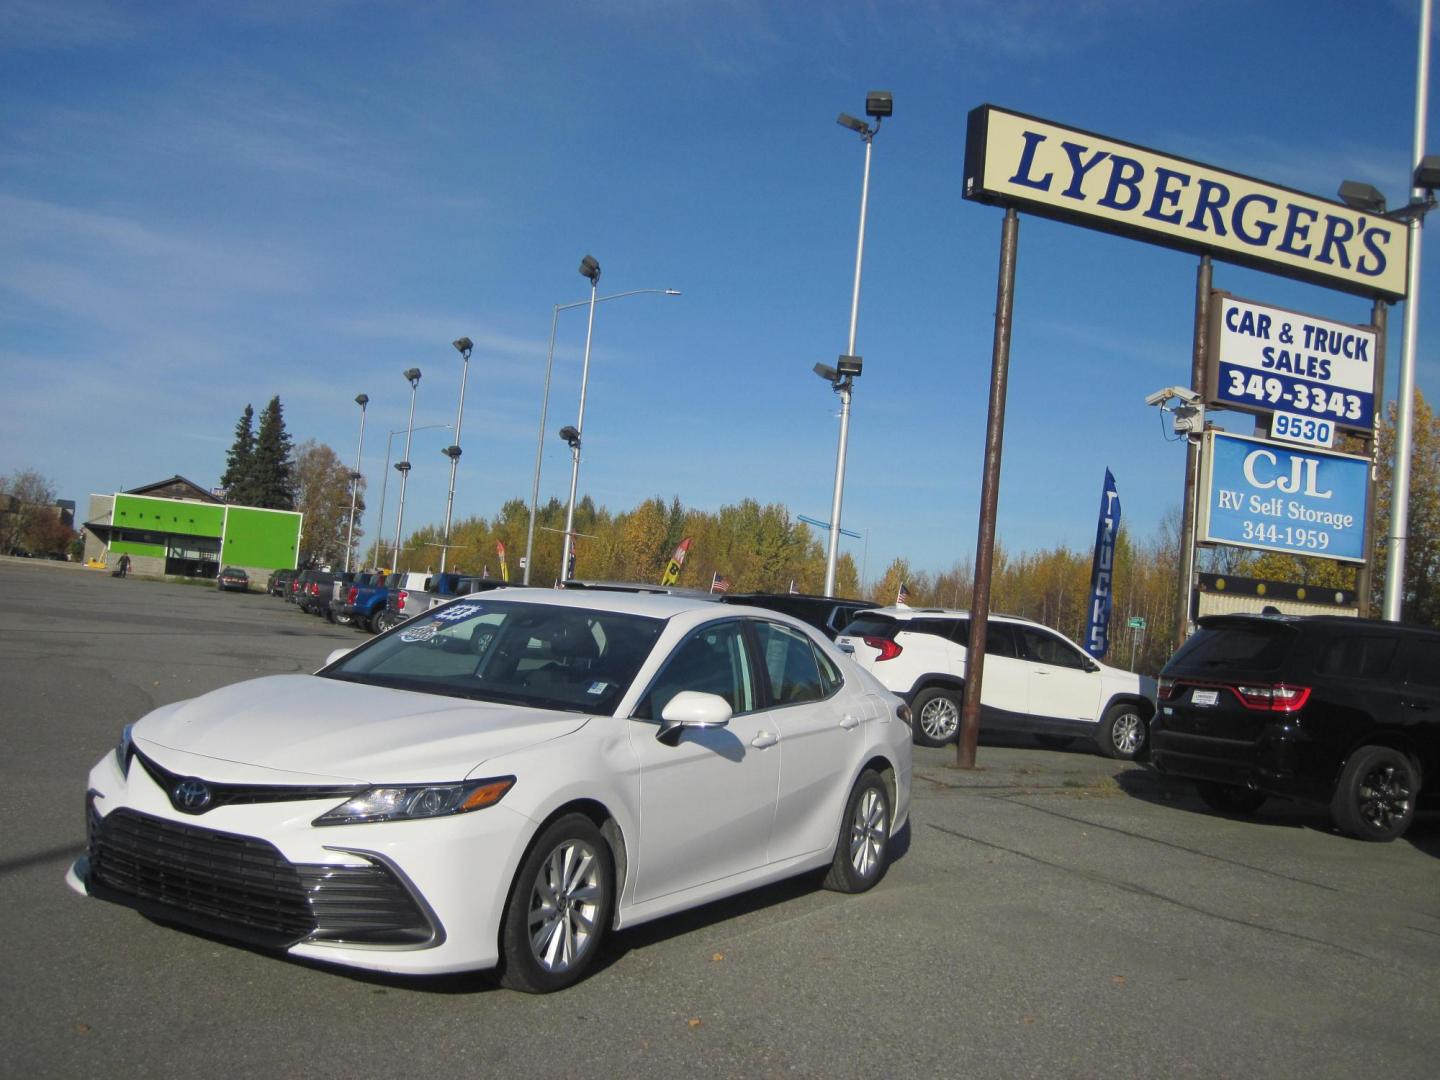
<box><xmin>68</xmin><ymin>587</ymin><xmax>912</xmax><ymax>992</ymax></box>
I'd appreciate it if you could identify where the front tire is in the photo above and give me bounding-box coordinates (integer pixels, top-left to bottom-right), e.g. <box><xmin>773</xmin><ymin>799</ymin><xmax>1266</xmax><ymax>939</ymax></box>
<box><xmin>823</xmin><ymin>770</ymin><xmax>892</xmax><ymax>893</ymax></box>
<box><xmin>499</xmin><ymin>814</ymin><xmax>614</xmax><ymax>993</ymax></box>
<box><xmin>911</xmin><ymin>687</ymin><xmax>961</xmax><ymax>747</ymax></box>
<box><xmin>1330</xmin><ymin>745</ymin><xmax>1417</xmax><ymax>842</ymax></box>
<box><xmin>1098</xmin><ymin>703</ymin><xmax>1147</xmax><ymax>760</ymax></box>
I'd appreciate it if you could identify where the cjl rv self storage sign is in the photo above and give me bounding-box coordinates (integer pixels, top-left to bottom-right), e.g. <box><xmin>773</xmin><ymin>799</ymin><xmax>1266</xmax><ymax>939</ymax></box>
<box><xmin>1208</xmin><ymin>294</ymin><xmax>1377</xmax><ymax>433</ymax></box>
<box><xmin>1198</xmin><ymin>431</ymin><xmax>1369</xmax><ymax>562</ymax></box>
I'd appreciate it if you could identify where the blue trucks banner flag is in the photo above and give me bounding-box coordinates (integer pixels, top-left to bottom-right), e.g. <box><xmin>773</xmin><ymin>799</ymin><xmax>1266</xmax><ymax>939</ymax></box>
<box><xmin>1084</xmin><ymin>469</ymin><xmax>1121</xmax><ymax>659</ymax></box>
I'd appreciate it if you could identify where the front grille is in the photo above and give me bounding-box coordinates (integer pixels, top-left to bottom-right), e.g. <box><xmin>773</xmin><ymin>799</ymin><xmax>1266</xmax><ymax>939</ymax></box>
<box><xmin>134</xmin><ymin>749</ymin><xmax>363</xmax><ymax>816</ymax></box>
<box><xmin>88</xmin><ymin>806</ymin><xmax>436</xmax><ymax>949</ymax></box>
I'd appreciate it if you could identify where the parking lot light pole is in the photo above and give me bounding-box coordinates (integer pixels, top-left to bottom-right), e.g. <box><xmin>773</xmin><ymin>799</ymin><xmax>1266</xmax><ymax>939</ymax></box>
<box><xmin>369</xmin><ymin>423</ymin><xmax>449</xmax><ymax>570</ymax></box>
<box><xmin>824</xmin><ymin>90</ymin><xmax>891</xmax><ymax>598</ymax></box>
<box><xmin>438</xmin><ymin>339</ymin><xmax>473</xmax><ymax>574</ymax></box>
<box><xmin>524</xmin><ymin>288</ymin><xmax>680</xmax><ymax>585</ymax></box>
<box><xmin>391</xmin><ymin>368</ymin><xmax>422</xmax><ymax>572</ymax></box>
<box><xmin>559</xmin><ymin>255</ymin><xmax>601</xmax><ymax>585</ymax></box>
<box><xmin>343</xmin><ymin>393</ymin><xmax>368</xmax><ymax>572</ymax></box>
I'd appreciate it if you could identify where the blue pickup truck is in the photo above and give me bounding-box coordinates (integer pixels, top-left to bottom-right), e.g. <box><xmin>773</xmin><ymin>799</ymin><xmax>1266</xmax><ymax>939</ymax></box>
<box><xmin>330</xmin><ymin>571</ymin><xmax>392</xmax><ymax>633</ymax></box>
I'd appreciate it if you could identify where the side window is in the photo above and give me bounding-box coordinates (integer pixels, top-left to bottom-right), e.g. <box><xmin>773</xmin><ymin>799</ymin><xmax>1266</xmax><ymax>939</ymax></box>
<box><xmin>754</xmin><ymin>621</ymin><xmax>827</xmax><ymax>706</ymax></box>
<box><xmin>1315</xmin><ymin>635</ymin><xmax>1400</xmax><ymax>679</ymax></box>
<box><xmin>635</xmin><ymin>621</ymin><xmax>755</xmax><ymax>720</ymax></box>
<box><xmin>815</xmin><ymin>644</ymin><xmax>844</xmax><ymax>696</ymax></box>
<box><xmin>909</xmin><ymin>619</ymin><xmax>960</xmax><ymax>640</ymax></box>
<box><xmin>1015</xmin><ymin>627</ymin><xmax>1088</xmax><ymax>669</ymax></box>
<box><xmin>966</xmin><ymin>621</ymin><xmax>1015</xmax><ymax>658</ymax></box>
<box><xmin>1402</xmin><ymin>638</ymin><xmax>1440</xmax><ymax>688</ymax></box>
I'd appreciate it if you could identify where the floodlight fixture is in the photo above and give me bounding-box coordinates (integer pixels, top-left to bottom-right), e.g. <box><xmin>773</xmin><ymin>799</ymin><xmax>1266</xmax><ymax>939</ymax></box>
<box><xmin>813</xmin><ymin>362</ymin><xmax>839</xmax><ymax>383</ymax></box>
<box><xmin>837</xmin><ymin>112</ymin><xmax>870</xmax><ymax>136</ymax></box>
<box><xmin>355</xmin><ymin>393</ymin><xmax>369</xmax><ymax>407</ymax></box>
<box><xmin>865</xmin><ymin>91</ymin><xmax>893</xmax><ymax>119</ymax></box>
<box><xmin>1415</xmin><ymin>155</ymin><xmax>1440</xmax><ymax>192</ymax></box>
<box><xmin>452</xmin><ymin>337</ymin><xmax>473</xmax><ymax>358</ymax></box>
<box><xmin>836</xmin><ymin>354</ymin><xmax>863</xmax><ymax>377</ymax></box>
<box><xmin>403</xmin><ymin>367</ymin><xmax>421</xmax><ymax>386</ymax></box>
<box><xmin>442</xmin><ymin>445</ymin><xmax>462</xmax><ymax>459</ymax></box>
<box><xmin>579</xmin><ymin>255</ymin><xmax>601</xmax><ymax>283</ymax></box>
<box><xmin>559</xmin><ymin>424</ymin><xmax>581</xmax><ymax>448</ymax></box>
<box><xmin>1338</xmin><ymin>180</ymin><xmax>1386</xmax><ymax>214</ymax></box>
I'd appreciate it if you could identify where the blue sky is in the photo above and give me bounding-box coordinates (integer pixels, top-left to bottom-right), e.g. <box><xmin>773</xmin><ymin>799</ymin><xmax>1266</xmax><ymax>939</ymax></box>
<box><xmin>2</xmin><ymin>0</ymin><xmax>1436</xmax><ymax>583</ymax></box>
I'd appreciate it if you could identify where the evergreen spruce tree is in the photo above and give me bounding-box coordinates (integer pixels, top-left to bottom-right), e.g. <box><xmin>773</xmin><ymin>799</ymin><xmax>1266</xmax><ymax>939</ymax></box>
<box><xmin>220</xmin><ymin>404</ymin><xmax>258</xmax><ymax>504</ymax></box>
<box><xmin>252</xmin><ymin>395</ymin><xmax>298</xmax><ymax>510</ymax></box>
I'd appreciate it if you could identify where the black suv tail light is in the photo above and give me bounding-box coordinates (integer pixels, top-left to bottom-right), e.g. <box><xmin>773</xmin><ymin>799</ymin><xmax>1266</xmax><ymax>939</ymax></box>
<box><xmin>1157</xmin><ymin>676</ymin><xmax>1177</xmax><ymax>700</ymax></box>
<box><xmin>864</xmin><ymin>635</ymin><xmax>902</xmax><ymax>661</ymax></box>
<box><xmin>1234</xmin><ymin>682</ymin><xmax>1311</xmax><ymax>712</ymax></box>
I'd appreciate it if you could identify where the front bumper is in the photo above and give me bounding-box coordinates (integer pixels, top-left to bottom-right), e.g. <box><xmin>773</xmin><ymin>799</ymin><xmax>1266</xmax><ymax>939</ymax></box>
<box><xmin>68</xmin><ymin>751</ymin><xmax>533</xmax><ymax>975</ymax></box>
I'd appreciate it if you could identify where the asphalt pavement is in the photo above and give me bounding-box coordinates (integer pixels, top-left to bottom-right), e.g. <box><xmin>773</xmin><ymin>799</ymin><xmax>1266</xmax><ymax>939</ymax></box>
<box><xmin>2</xmin><ymin>557</ymin><xmax>1437</xmax><ymax>1078</ymax></box>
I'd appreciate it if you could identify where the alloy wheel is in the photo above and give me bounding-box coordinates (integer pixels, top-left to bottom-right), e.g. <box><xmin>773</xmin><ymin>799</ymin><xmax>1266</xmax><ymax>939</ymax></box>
<box><xmin>528</xmin><ymin>839</ymin><xmax>602</xmax><ymax>973</ymax></box>
<box><xmin>920</xmin><ymin>696</ymin><xmax>959</xmax><ymax>741</ymax></box>
<box><xmin>848</xmin><ymin>786</ymin><xmax>887</xmax><ymax>880</ymax></box>
<box><xmin>1110</xmin><ymin>711</ymin><xmax>1142</xmax><ymax>756</ymax></box>
<box><xmin>1357</xmin><ymin>763</ymin><xmax>1412</xmax><ymax>833</ymax></box>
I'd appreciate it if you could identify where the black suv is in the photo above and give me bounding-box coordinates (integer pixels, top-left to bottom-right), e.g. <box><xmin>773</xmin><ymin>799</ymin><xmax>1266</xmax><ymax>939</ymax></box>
<box><xmin>1150</xmin><ymin>614</ymin><xmax>1440</xmax><ymax>841</ymax></box>
<box><xmin>719</xmin><ymin>592</ymin><xmax>878</xmax><ymax>640</ymax></box>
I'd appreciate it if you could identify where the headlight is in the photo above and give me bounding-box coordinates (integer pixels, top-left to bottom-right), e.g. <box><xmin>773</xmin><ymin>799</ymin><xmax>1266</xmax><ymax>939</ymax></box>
<box><xmin>313</xmin><ymin>776</ymin><xmax>515</xmax><ymax>827</ymax></box>
<box><xmin>114</xmin><ymin>724</ymin><xmax>135</xmax><ymax>774</ymax></box>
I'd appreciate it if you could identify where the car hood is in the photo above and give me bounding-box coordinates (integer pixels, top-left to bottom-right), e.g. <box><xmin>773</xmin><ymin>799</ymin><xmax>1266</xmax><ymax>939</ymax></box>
<box><xmin>133</xmin><ymin>674</ymin><xmax>591</xmax><ymax>784</ymax></box>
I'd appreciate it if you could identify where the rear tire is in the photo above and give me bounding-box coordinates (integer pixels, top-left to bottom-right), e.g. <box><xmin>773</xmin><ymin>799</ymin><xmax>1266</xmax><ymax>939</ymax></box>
<box><xmin>1195</xmin><ymin>780</ymin><xmax>1267</xmax><ymax>815</ymax></box>
<box><xmin>911</xmin><ymin>687</ymin><xmax>961</xmax><ymax>747</ymax></box>
<box><xmin>823</xmin><ymin>770</ymin><xmax>891</xmax><ymax>893</ymax></box>
<box><xmin>1330</xmin><ymin>745</ymin><xmax>1417</xmax><ymax>842</ymax></box>
<box><xmin>499</xmin><ymin>814</ymin><xmax>614</xmax><ymax>993</ymax></box>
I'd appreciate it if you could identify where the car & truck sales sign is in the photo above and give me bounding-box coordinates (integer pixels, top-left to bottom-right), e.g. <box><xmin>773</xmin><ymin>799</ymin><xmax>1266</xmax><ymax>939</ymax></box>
<box><xmin>1198</xmin><ymin>431</ymin><xmax>1368</xmax><ymax>562</ymax></box>
<box><xmin>963</xmin><ymin>106</ymin><xmax>1408</xmax><ymax>301</ymax></box>
<box><xmin>1208</xmin><ymin>294</ymin><xmax>1377</xmax><ymax>435</ymax></box>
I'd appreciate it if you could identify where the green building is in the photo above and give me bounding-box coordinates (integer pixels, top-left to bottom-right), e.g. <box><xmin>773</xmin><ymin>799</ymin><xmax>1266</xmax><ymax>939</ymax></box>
<box><xmin>84</xmin><ymin>476</ymin><xmax>302</xmax><ymax>581</ymax></box>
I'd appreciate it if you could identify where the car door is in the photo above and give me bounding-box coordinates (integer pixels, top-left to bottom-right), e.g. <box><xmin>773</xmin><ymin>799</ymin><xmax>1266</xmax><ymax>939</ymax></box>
<box><xmin>1012</xmin><ymin>625</ymin><xmax>1103</xmax><ymax>723</ymax></box>
<box><xmin>752</xmin><ymin>620</ymin><xmax>858</xmax><ymax>863</ymax></box>
<box><xmin>964</xmin><ymin>622</ymin><xmax>1032</xmax><ymax>719</ymax></box>
<box><xmin>627</xmin><ymin>619</ymin><xmax>781</xmax><ymax>904</ymax></box>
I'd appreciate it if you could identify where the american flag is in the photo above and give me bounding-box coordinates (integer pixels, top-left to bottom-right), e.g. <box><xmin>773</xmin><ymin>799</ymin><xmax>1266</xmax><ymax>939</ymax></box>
<box><xmin>897</xmin><ymin>581</ymin><xmax>911</xmax><ymax>605</ymax></box>
<box><xmin>710</xmin><ymin>571</ymin><xmax>731</xmax><ymax>594</ymax></box>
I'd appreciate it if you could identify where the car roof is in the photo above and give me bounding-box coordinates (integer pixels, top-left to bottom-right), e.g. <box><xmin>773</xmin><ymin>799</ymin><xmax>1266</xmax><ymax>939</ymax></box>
<box><xmin>450</xmin><ymin>585</ymin><xmax>733</xmax><ymax>619</ymax></box>
<box><xmin>849</xmin><ymin>604</ymin><xmax>1039</xmax><ymax>627</ymax></box>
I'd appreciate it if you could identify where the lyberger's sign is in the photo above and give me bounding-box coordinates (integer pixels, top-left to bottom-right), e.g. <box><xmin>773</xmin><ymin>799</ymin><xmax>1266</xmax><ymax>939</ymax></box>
<box><xmin>963</xmin><ymin>105</ymin><xmax>1408</xmax><ymax>301</ymax></box>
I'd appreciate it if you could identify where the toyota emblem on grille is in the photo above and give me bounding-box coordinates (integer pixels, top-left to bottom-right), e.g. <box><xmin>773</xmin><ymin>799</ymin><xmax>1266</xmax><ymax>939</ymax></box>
<box><xmin>173</xmin><ymin>779</ymin><xmax>212</xmax><ymax>813</ymax></box>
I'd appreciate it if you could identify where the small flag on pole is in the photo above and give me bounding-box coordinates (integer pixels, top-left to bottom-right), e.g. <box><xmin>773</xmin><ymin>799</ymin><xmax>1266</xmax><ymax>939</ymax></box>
<box><xmin>897</xmin><ymin>581</ymin><xmax>911</xmax><ymax>606</ymax></box>
<box><xmin>788</xmin><ymin>579</ymin><xmax>798</xmax><ymax>594</ymax></box>
<box><xmin>497</xmin><ymin>540</ymin><xmax>510</xmax><ymax>582</ymax></box>
<box><xmin>710</xmin><ymin>571</ymin><xmax>731</xmax><ymax>594</ymax></box>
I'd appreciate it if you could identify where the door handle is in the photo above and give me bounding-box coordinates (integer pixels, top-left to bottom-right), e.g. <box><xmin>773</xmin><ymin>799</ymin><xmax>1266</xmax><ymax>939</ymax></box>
<box><xmin>840</xmin><ymin>715</ymin><xmax>860</xmax><ymax>730</ymax></box>
<box><xmin>750</xmin><ymin>731</ymin><xmax>779</xmax><ymax>749</ymax></box>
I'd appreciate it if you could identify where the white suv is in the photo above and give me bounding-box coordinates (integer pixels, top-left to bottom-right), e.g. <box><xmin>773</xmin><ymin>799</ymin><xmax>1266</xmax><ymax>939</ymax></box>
<box><xmin>835</xmin><ymin>606</ymin><xmax>1155</xmax><ymax>759</ymax></box>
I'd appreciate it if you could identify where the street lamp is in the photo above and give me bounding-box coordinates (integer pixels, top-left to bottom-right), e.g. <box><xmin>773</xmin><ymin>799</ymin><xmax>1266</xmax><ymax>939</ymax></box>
<box><xmin>523</xmin><ymin>286</ymin><xmax>681</xmax><ymax>584</ymax></box>
<box><xmin>438</xmin><ymin>338</ymin><xmax>473</xmax><ymax>573</ymax></box>
<box><xmin>559</xmin><ymin>256</ymin><xmax>601</xmax><ymax>585</ymax></box>
<box><xmin>391</xmin><ymin>367</ymin><xmax>422</xmax><ymax>571</ymax></box>
<box><xmin>368</xmin><ymin>422</ymin><xmax>449</xmax><ymax>569</ymax></box>
<box><xmin>343</xmin><ymin>393</ymin><xmax>368</xmax><ymax>572</ymax></box>
<box><xmin>822</xmin><ymin>90</ymin><xmax>891</xmax><ymax>597</ymax></box>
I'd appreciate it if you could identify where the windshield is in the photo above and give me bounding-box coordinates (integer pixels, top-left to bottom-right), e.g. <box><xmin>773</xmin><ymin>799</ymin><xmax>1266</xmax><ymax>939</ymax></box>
<box><xmin>320</xmin><ymin>598</ymin><xmax>664</xmax><ymax>714</ymax></box>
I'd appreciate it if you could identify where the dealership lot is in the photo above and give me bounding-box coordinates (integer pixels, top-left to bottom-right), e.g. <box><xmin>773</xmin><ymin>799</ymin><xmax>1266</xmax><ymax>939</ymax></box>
<box><xmin>2</xmin><ymin>559</ymin><xmax>1437</xmax><ymax>1078</ymax></box>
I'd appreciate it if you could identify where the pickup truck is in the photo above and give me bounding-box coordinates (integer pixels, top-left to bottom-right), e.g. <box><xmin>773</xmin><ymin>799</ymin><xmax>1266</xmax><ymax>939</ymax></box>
<box><xmin>379</xmin><ymin>573</ymin><xmax>508</xmax><ymax>631</ymax></box>
<box><xmin>331</xmin><ymin>571</ymin><xmax>391</xmax><ymax>633</ymax></box>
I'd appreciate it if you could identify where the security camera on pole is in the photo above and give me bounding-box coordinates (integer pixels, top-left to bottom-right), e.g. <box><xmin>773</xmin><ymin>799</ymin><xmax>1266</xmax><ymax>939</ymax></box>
<box><xmin>822</xmin><ymin>90</ymin><xmax>891</xmax><ymax>598</ymax></box>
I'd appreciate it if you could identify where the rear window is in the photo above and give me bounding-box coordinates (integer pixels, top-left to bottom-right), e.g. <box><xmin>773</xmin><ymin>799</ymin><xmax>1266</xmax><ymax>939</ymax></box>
<box><xmin>840</xmin><ymin>614</ymin><xmax>899</xmax><ymax>639</ymax></box>
<box><xmin>1166</xmin><ymin>622</ymin><xmax>1295</xmax><ymax>673</ymax></box>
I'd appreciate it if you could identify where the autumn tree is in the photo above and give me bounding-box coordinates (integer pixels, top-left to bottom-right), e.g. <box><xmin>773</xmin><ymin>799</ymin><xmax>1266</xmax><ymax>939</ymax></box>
<box><xmin>1372</xmin><ymin>391</ymin><xmax>1440</xmax><ymax>627</ymax></box>
<box><xmin>0</xmin><ymin>468</ymin><xmax>60</xmax><ymax>555</ymax></box>
<box><xmin>294</xmin><ymin>440</ymin><xmax>364</xmax><ymax>568</ymax></box>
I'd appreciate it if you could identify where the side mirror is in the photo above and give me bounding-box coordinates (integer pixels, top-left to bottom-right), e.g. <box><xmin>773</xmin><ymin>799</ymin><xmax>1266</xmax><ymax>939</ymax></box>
<box><xmin>656</xmin><ymin>691</ymin><xmax>733</xmax><ymax>746</ymax></box>
<box><xmin>322</xmin><ymin>647</ymin><xmax>352</xmax><ymax>669</ymax></box>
